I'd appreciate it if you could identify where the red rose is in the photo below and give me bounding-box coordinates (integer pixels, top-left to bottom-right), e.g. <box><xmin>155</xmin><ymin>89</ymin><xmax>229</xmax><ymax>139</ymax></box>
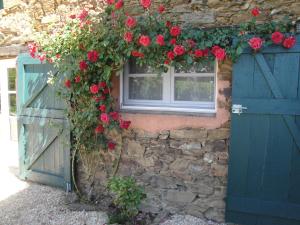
<box><xmin>69</xmin><ymin>14</ymin><xmax>76</xmax><ymax>19</ymax></box>
<box><xmin>90</xmin><ymin>84</ymin><xmax>99</xmax><ymax>94</ymax></box>
<box><xmin>167</xmin><ymin>51</ymin><xmax>175</xmax><ymax>60</ymax></box>
<box><xmin>156</xmin><ymin>35</ymin><xmax>165</xmax><ymax>46</ymax></box>
<box><xmin>106</xmin><ymin>0</ymin><xmax>115</xmax><ymax>4</ymax></box>
<box><xmin>110</xmin><ymin>112</ymin><xmax>119</xmax><ymax>120</ymax></box>
<box><xmin>271</xmin><ymin>31</ymin><xmax>284</xmax><ymax>45</ymax></box>
<box><xmin>98</xmin><ymin>81</ymin><xmax>107</xmax><ymax>89</ymax></box>
<box><xmin>166</xmin><ymin>21</ymin><xmax>171</xmax><ymax>27</ymax></box>
<box><xmin>131</xmin><ymin>51</ymin><xmax>144</xmax><ymax>58</ymax></box>
<box><xmin>251</xmin><ymin>7</ymin><xmax>260</xmax><ymax>17</ymax></box>
<box><xmin>56</xmin><ymin>53</ymin><xmax>61</xmax><ymax>59</ymax></box>
<box><xmin>99</xmin><ymin>95</ymin><xmax>106</xmax><ymax>101</ymax></box>
<box><xmin>202</xmin><ymin>48</ymin><xmax>209</xmax><ymax>56</ymax></box>
<box><xmin>87</xmin><ymin>50</ymin><xmax>99</xmax><ymax>63</ymax></box>
<box><xmin>74</xmin><ymin>75</ymin><xmax>81</xmax><ymax>83</ymax></box>
<box><xmin>170</xmin><ymin>26</ymin><xmax>181</xmax><ymax>37</ymax></box>
<box><xmin>100</xmin><ymin>113</ymin><xmax>110</xmax><ymax>124</ymax></box>
<box><xmin>173</xmin><ymin>45</ymin><xmax>185</xmax><ymax>56</ymax></box>
<box><xmin>140</xmin><ymin>0</ymin><xmax>151</xmax><ymax>8</ymax></box>
<box><xmin>124</xmin><ymin>32</ymin><xmax>133</xmax><ymax>43</ymax></box>
<box><xmin>103</xmin><ymin>88</ymin><xmax>109</xmax><ymax>94</ymax></box>
<box><xmin>170</xmin><ymin>38</ymin><xmax>176</xmax><ymax>45</ymax></box>
<box><xmin>95</xmin><ymin>124</ymin><xmax>104</xmax><ymax>134</ymax></box>
<box><xmin>108</xmin><ymin>141</ymin><xmax>116</xmax><ymax>151</ymax></box>
<box><xmin>78</xmin><ymin>9</ymin><xmax>88</xmax><ymax>21</ymax></box>
<box><xmin>194</xmin><ymin>49</ymin><xmax>203</xmax><ymax>58</ymax></box>
<box><xmin>99</xmin><ymin>105</ymin><xmax>106</xmax><ymax>112</ymax></box>
<box><xmin>28</xmin><ymin>42</ymin><xmax>37</xmax><ymax>58</ymax></box>
<box><xmin>158</xmin><ymin>5</ymin><xmax>165</xmax><ymax>13</ymax></box>
<box><xmin>283</xmin><ymin>36</ymin><xmax>296</xmax><ymax>49</ymax></box>
<box><xmin>120</xmin><ymin>120</ymin><xmax>131</xmax><ymax>129</ymax></box>
<box><xmin>38</xmin><ymin>54</ymin><xmax>46</xmax><ymax>62</ymax></box>
<box><xmin>65</xmin><ymin>79</ymin><xmax>71</xmax><ymax>88</ymax></box>
<box><xmin>79</xmin><ymin>61</ymin><xmax>88</xmax><ymax>71</ymax></box>
<box><xmin>164</xmin><ymin>60</ymin><xmax>170</xmax><ymax>65</ymax></box>
<box><xmin>214</xmin><ymin>47</ymin><xmax>226</xmax><ymax>61</ymax></box>
<box><xmin>125</xmin><ymin>16</ymin><xmax>137</xmax><ymax>29</ymax></box>
<box><xmin>248</xmin><ymin>37</ymin><xmax>263</xmax><ymax>50</ymax></box>
<box><xmin>187</xmin><ymin>39</ymin><xmax>196</xmax><ymax>48</ymax></box>
<box><xmin>115</xmin><ymin>0</ymin><xmax>123</xmax><ymax>9</ymax></box>
<box><xmin>139</xmin><ymin>35</ymin><xmax>151</xmax><ymax>47</ymax></box>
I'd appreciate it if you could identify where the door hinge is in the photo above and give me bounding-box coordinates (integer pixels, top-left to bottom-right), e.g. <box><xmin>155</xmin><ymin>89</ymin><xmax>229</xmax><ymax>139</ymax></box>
<box><xmin>232</xmin><ymin>104</ymin><xmax>247</xmax><ymax>115</ymax></box>
<box><xmin>66</xmin><ymin>182</ymin><xmax>72</xmax><ymax>192</ymax></box>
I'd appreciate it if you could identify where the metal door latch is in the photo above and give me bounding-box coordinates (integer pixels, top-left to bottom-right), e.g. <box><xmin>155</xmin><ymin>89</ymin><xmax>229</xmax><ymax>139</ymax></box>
<box><xmin>232</xmin><ymin>104</ymin><xmax>247</xmax><ymax>115</ymax></box>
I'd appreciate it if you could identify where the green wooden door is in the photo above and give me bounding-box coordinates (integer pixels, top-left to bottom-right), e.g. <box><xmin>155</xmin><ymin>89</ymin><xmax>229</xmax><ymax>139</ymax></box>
<box><xmin>17</xmin><ymin>53</ymin><xmax>71</xmax><ymax>190</ymax></box>
<box><xmin>226</xmin><ymin>36</ymin><xmax>300</xmax><ymax>225</ymax></box>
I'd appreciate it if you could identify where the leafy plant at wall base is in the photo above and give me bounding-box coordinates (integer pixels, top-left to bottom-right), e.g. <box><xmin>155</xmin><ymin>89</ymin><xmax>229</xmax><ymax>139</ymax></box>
<box><xmin>107</xmin><ymin>176</ymin><xmax>146</xmax><ymax>224</ymax></box>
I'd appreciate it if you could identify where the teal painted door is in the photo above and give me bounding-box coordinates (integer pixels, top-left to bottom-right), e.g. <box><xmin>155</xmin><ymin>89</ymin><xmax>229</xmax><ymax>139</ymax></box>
<box><xmin>226</xmin><ymin>36</ymin><xmax>300</xmax><ymax>225</ymax></box>
<box><xmin>17</xmin><ymin>53</ymin><xmax>71</xmax><ymax>190</ymax></box>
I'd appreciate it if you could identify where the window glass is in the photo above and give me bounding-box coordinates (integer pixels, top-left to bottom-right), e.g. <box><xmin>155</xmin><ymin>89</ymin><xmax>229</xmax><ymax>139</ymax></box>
<box><xmin>175</xmin><ymin>61</ymin><xmax>215</xmax><ymax>73</ymax></box>
<box><xmin>9</xmin><ymin>94</ymin><xmax>16</xmax><ymax>116</ymax></box>
<box><xmin>129</xmin><ymin>58</ymin><xmax>154</xmax><ymax>74</ymax></box>
<box><xmin>8</xmin><ymin>68</ymin><xmax>17</xmax><ymax>91</ymax></box>
<box><xmin>174</xmin><ymin>77</ymin><xmax>214</xmax><ymax>102</ymax></box>
<box><xmin>129</xmin><ymin>76</ymin><xmax>163</xmax><ymax>100</ymax></box>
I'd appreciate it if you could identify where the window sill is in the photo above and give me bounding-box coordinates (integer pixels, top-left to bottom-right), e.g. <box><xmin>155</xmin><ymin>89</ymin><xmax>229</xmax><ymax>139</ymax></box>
<box><xmin>120</xmin><ymin>106</ymin><xmax>217</xmax><ymax>117</ymax></box>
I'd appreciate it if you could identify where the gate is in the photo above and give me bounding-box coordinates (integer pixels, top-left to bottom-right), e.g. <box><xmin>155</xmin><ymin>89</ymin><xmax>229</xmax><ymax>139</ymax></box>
<box><xmin>17</xmin><ymin>53</ymin><xmax>71</xmax><ymax>190</ymax></box>
<box><xmin>226</xmin><ymin>36</ymin><xmax>300</xmax><ymax>225</ymax></box>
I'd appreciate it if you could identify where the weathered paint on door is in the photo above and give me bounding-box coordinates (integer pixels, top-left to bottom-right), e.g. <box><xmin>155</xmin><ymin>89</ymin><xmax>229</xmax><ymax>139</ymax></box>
<box><xmin>17</xmin><ymin>53</ymin><xmax>71</xmax><ymax>190</ymax></box>
<box><xmin>226</xmin><ymin>35</ymin><xmax>300</xmax><ymax>225</ymax></box>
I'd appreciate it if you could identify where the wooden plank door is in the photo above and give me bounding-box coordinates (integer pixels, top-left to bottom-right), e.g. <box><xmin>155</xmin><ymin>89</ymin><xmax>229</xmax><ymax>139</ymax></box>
<box><xmin>17</xmin><ymin>53</ymin><xmax>71</xmax><ymax>190</ymax></box>
<box><xmin>226</xmin><ymin>36</ymin><xmax>300</xmax><ymax>225</ymax></box>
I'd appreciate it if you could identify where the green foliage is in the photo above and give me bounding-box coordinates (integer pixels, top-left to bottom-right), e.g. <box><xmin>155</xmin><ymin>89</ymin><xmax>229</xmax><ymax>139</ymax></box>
<box><xmin>107</xmin><ymin>176</ymin><xmax>146</xmax><ymax>220</ymax></box>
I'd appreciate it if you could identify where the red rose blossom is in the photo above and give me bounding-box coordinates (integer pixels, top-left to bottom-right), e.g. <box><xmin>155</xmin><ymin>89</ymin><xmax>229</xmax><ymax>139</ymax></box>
<box><xmin>271</xmin><ymin>31</ymin><xmax>284</xmax><ymax>44</ymax></box>
<box><xmin>74</xmin><ymin>75</ymin><xmax>81</xmax><ymax>83</ymax></box>
<box><xmin>106</xmin><ymin>0</ymin><xmax>115</xmax><ymax>5</ymax></box>
<box><xmin>95</xmin><ymin>124</ymin><xmax>104</xmax><ymax>134</ymax></box>
<box><xmin>166</xmin><ymin>21</ymin><xmax>171</xmax><ymax>27</ymax></box>
<box><xmin>108</xmin><ymin>141</ymin><xmax>116</xmax><ymax>151</ymax></box>
<box><xmin>173</xmin><ymin>45</ymin><xmax>185</xmax><ymax>56</ymax></box>
<box><xmin>87</xmin><ymin>50</ymin><xmax>99</xmax><ymax>62</ymax></box>
<box><xmin>90</xmin><ymin>84</ymin><xmax>99</xmax><ymax>94</ymax></box>
<box><xmin>69</xmin><ymin>14</ymin><xmax>76</xmax><ymax>19</ymax></box>
<box><xmin>125</xmin><ymin>16</ymin><xmax>137</xmax><ymax>29</ymax></box>
<box><xmin>110</xmin><ymin>112</ymin><xmax>119</xmax><ymax>120</ymax></box>
<box><xmin>248</xmin><ymin>37</ymin><xmax>263</xmax><ymax>50</ymax></box>
<box><xmin>120</xmin><ymin>120</ymin><xmax>131</xmax><ymax>129</ymax></box>
<box><xmin>167</xmin><ymin>51</ymin><xmax>175</xmax><ymax>60</ymax></box>
<box><xmin>100</xmin><ymin>113</ymin><xmax>110</xmax><ymax>124</ymax></box>
<box><xmin>251</xmin><ymin>7</ymin><xmax>260</xmax><ymax>17</ymax></box>
<box><xmin>156</xmin><ymin>35</ymin><xmax>165</xmax><ymax>46</ymax></box>
<box><xmin>170</xmin><ymin>26</ymin><xmax>181</xmax><ymax>37</ymax></box>
<box><xmin>202</xmin><ymin>48</ymin><xmax>209</xmax><ymax>56</ymax></box>
<box><xmin>115</xmin><ymin>0</ymin><xmax>123</xmax><ymax>9</ymax></box>
<box><xmin>98</xmin><ymin>81</ymin><xmax>107</xmax><ymax>89</ymax></box>
<box><xmin>158</xmin><ymin>5</ymin><xmax>165</xmax><ymax>13</ymax></box>
<box><xmin>28</xmin><ymin>42</ymin><xmax>38</xmax><ymax>58</ymax></box>
<box><xmin>283</xmin><ymin>36</ymin><xmax>296</xmax><ymax>49</ymax></box>
<box><xmin>139</xmin><ymin>35</ymin><xmax>151</xmax><ymax>47</ymax></box>
<box><xmin>38</xmin><ymin>54</ymin><xmax>46</xmax><ymax>62</ymax></box>
<box><xmin>79</xmin><ymin>61</ymin><xmax>88</xmax><ymax>71</ymax></box>
<box><xmin>78</xmin><ymin>9</ymin><xmax>88</xmax><ymax>21</ymax></box>
<box><xmin>213</xmin><ymin>47</ymin><xmax>226</xmax><ymax>61</ymax></box>
<box><xmin>164</xmin><ymin>60</ymin><xmax>170</xmax><ymax>65</ymax></box>
<box><xmin>187</xmin><ymin>39</ymin><xmax>196</xmax><ymax>48</ymax></box>
<box><xmin>99</xmin><ymin>105</ymin><xmax>106</xmax><ymax>112</ymax></box>
<box><xmin>65</xmin><ymin>79</ymin><xmax>71</xmax><ymax>88</ymax></box>
<box><xmin>169</xmin><ymin>38</ymin><xmax>176</xmax><ymax>45</ymax></box>
<box><xmin>194</xmin><ymin>49</ymin><xmax>203</xmax><ymax>58</ymax></box>
<box><xmin>140</xmin><ymin>0</ymin><xmax>151</xmax><ymax>8</ymax></box>
<box><xmin>124</xmin><ymin>32</ymin><xmax>133</xmax><ymax>43</ymax></box>
<box><xmin>103</xmin><ymin>88</ymin><xmax>109</xmax><ymax>94</ymax></box>
<box><xmin>131</xmin><ymin>51</ymin><xmax>144</xmax><ymax>58</ymax></box>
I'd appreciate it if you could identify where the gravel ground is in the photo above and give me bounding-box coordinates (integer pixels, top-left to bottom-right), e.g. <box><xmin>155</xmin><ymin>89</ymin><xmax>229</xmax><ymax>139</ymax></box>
<box><xmin>161</xmin><ymin>215</ymin><xmax>227</xmax><ymax>225</ymax></box>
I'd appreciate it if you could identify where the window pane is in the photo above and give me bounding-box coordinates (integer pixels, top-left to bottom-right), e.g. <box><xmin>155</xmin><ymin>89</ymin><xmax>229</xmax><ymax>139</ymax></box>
<box><xmin>8</xmin><ymin>68</ymin><xmax>17</xmax><ymax>91</ymax></box>
<box><xmin>129</xmin><ymin>58</ymin><xmax>155</xmax><ymax>74</ymax></box>
<box><xmin>9</xmin><ymin>94</ymin><xmax>16</xmax><ymax>116</ymax></box>
<box><xmin>174</xmin><ymin>77</ymin><xmax>214</xmax><ymax>102</ymax></box>
<box><xmin>175</xmin><ymin>61</ymin><xmax>215</xmax><ymax>73</ymax></box>
<box><xmin>129</xmin><ymin>76</ymin><xmax>163</xmax><ymax>100</ymax></box>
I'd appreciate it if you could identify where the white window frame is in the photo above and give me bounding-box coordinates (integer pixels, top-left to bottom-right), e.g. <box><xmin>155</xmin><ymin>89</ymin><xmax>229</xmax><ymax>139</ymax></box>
<box><xmin>120</xmin><ymin>62</ymin><xmax>217</xmax><ymax>114</ymax></box>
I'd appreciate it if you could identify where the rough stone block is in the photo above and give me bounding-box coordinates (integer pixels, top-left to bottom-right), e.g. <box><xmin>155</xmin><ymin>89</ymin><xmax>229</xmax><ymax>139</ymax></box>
<box><xmin>126</xmin><ymin>140</ymin><xmax>145</xmax><ymax>158</ymax></box>
<box><xmin>211</xmin><ymin>163</ymin><xmax>228</xmax><ymax>177</ymax></box>
<box><xmin>170</xmin><ymin>129</ymin><xmax>207</xmax><ymax>140</ymax></box>
<box><xmin>207</xmin><ymin>128</ymin><xmax>230</xmax><ymax>141</ymax></box>
<box><xmin>165</xmin><ymin>190</ymin><xmax>196</xmax><ymax>204</ymax></box>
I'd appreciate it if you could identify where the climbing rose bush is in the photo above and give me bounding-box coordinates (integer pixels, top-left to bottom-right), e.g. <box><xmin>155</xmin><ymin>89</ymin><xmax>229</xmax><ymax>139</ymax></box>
<box><xmin>30</xmin><ymin>1</ymin><xmax>296</xmax><ymax>157</ymax></box>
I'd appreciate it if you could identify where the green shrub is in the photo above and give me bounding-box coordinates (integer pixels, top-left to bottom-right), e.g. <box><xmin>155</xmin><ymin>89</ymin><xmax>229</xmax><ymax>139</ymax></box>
<box><xmin>107</xmin><ymin>176</ymin><xmax>146</xmax><ymax>221</ymax></box>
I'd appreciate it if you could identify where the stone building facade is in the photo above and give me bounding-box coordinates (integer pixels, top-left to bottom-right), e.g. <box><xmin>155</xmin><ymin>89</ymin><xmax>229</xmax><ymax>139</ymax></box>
<box><xmin>1</xmin><ymin>0</ymin><xmax>299</xmax><ymax>223</ymax></box>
